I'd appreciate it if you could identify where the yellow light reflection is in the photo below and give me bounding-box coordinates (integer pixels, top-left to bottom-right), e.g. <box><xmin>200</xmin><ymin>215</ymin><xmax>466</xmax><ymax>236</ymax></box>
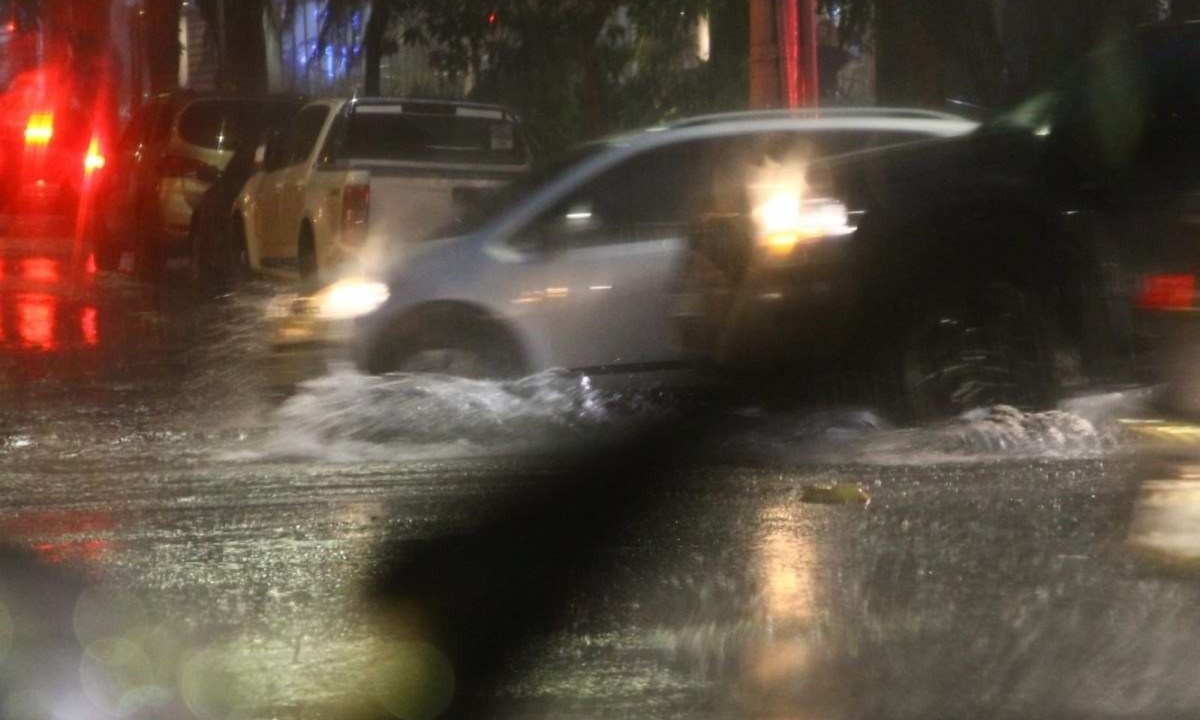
<box><xmin>1129</xmin><ymin>473</ymin><xmax>1200</xmax><ymax>563</ymax></box>
<box><xmin>749</xmin><ymin>502</ymin><xmax>817</xmax><ymax>688</ymax></box>
<box><xmin>179</xmin><ymin>645</ymin><xmax>248</xmax><ymax>720</ymax></box>
<box><xmin>368</xmin><ymin>641</ymin><xmax>456</xmax><ymax>720</ymax></box>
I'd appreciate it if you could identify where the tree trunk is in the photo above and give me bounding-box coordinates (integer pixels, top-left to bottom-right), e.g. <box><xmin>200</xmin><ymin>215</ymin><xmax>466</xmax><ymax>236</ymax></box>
<box><xmin>874</xmin><ymin>0</ymin><xmax>945</xmax><ymax>108</ymax></box>
<box><xmin>144</xmin><ymin>0</ymin><xmax>181</xmax><ymax>93</ymax></box>
<box><xmin>225</xmin><ymin>1</ymin><xmax>269</xmax><ymax>94</ymax></box>
<box><xmin>576</xmin><ymin>5</ymin><xmax>617</xmax><ymax>138</ymax></box>
<box><xmin>749</xmin><ymin>0</ymin><xmax>780</xmax><ymax>107</ymax></box>
<box><xmin>363</xmin><ymin>1</ymin><xmax>391</xmax><ymax>96</ymax></box>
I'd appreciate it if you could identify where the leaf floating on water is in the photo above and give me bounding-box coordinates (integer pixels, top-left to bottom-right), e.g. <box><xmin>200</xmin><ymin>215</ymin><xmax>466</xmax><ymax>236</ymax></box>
<box><xmin>801</xmin><ymin>482</ymin><xmax>870</xmax><ymax>505</ymax></box>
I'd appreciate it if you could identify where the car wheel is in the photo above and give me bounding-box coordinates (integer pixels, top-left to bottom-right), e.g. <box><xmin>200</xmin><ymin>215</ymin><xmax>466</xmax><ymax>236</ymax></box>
<box><xmin>898</xmin><ymin>281</ymin><xmax>1057</xmax><ymax>419</ymax></box>
<box><xmin>398</xmin><ymin>348</ymin><xmax>494</xmax><ymax>378</ymax></box>
<box><xmin>368</xmin><ymin>310</ymin><xmax>524</xmax><ymax>380</ymax></box>
<box><xmin>187</xmin><ymin>221</ymin><xmax>207</xmax><ymax>286</ymax></box>
<box><xmin>298</xmin><ymin>225</ymin><xmax>318</xmax><ymax>293</ymax></box>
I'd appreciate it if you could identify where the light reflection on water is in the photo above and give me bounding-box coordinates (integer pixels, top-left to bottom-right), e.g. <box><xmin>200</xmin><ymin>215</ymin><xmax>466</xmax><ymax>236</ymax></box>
<box><xmin>0</xmin><ymin>240</ymin><xmax>1187</xmax><ymax>719</ymax></box>
<box><xmin>16</xmin><ymin>291</ymin><xmax>56</xmax><ymax>350</ymax></box>
<box><xmin>749</xmin><ymin>502</ymin><xmax>817</xmax><ymax>691</ymax></box>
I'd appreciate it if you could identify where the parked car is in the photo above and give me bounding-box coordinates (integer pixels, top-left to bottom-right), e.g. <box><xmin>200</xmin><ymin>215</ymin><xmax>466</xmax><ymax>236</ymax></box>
<box><xmin>679</xmin><ymin>22</ymin><xmax>1200</xmax><ymax>418</ymax></box>
<box><xmin>189</xmin><ymin>107</ymin><xmax>305</xmax><ymax>290</ymax></box>
<box><xmin>236</xmin><ymin>98</ymin><xmax>531</xmax><ymax>289</ymax></box>
<box><xmin>187</xmin><ymin>142</ymin><xmax>262</xmax><ymax>290</ymax></box>
<box><xmin>0</xmin><ymin>63</ymin><xmax>110</xmax><ymax>221</ymax></box>
<box><xmin>351</xmin><ymin>110</ymin><xmax>977</xmax><ymax>380</ymax></box>
<box><xmin>96</xmin><ymin>93</ymin><xmax>306</xmax><ymax>276</ymax></box>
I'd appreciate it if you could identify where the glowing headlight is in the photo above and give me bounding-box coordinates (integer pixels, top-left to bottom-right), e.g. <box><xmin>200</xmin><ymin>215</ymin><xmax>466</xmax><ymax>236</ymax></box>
<box><xmin>754</xmin><ymin>194</ymin><xmax>856</xmax><ymax>255</ymax></box>
<box><xmin>316</xmin><ymin>278</ymin><xmax>390</xmax><ymax>320</ymax></box>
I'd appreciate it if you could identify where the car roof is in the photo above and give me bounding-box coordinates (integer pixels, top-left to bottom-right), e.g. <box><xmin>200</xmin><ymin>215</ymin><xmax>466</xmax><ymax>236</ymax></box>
<box><xmin>597</xmin><ymin>112</ymin><xmax>978</xmax><ymax>154</ymax></box>
<box><xmin>667</xmin><ymin>107</ymin><xmax>971</xmax><ymax>128</ymax></box>
<box><xmin>475</xmin><ymin>111</ymin><xmax>977</xmax><ymax>240</ymax></box>
<box><xmin>183</xmin><ymin>94</ymin><xmax>307</xmax><ymax>105</ymax></box>
<box><xmin>339</xmin><ymin>97</ymin><xmax>520</xmax><ymax>120</ymax></box>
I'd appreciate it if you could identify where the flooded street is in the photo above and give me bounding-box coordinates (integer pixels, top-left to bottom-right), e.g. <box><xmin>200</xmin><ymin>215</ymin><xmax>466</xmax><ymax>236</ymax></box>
<box><xmin>0</xmin><ymin>235</ymin><xmax>1196</xmax><ymax>720</ymax></box>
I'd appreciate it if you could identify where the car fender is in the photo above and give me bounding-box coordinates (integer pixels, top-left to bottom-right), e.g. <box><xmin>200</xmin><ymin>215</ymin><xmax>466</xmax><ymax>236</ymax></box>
<box><xmin>306</xmin><ymin>179</ymin><xmax>342</xmax><ymax>276</ymax></box>
<box><xmin>360</xmin><ymin>235</ymin><xmax>557</xmax><ymax>373</ymax></box>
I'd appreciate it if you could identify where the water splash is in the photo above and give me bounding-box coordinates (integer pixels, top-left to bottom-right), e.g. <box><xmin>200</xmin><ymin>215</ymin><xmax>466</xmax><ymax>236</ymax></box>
<box><xmin>258</xmin><ymin>365</ymin><xmax>614</xmax><ymax>461</ymax></box>
<box><xmin>738</xmin><ymin>389</ymin><xmax>1151</xmax><ymax>465</ymax></box>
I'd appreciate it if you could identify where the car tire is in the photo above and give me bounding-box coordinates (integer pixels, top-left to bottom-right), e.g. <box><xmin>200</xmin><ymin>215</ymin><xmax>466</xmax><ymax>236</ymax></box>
<box><xmin>298</xmin><ymin>224</ymin><xmax>318</xmax><ymax>293</ymax></box>
<box><xmin>367</xmin><ymin>309</ymin><xmax>524</xmax><ymax>380</ymax></box>
<box><xmin>230</xmin><ymin>217</ymin><xmax>252</xmax><ymax>284</ymax></box>
<box><xmin>187</xmin><ymin>221</ymin><xmax>208</xmax><ymax>287</ymax></box>
<box><xmin>895</xmin><ymin>280</ymin><xmax>1058</xmax><ymax>420</ymax></box>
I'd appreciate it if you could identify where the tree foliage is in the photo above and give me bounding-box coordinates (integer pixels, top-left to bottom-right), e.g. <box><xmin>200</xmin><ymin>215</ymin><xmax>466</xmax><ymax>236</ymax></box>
<box><xmin>323</xmin><ymin>0</ymin><xmax>741</xmax><ymax>156</ymax></box>
<box><xmin>824</xmin><ymin>0</ymin><xmax>1166</xmax><ymax>110</ymax></box>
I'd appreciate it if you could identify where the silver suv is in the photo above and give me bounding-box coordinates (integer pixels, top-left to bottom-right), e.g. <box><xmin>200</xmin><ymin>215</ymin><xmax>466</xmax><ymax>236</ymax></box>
<box><xmin>355</xmin><ymin>109</ymin><xmax>978</xmax><ymax>380</ymax></box>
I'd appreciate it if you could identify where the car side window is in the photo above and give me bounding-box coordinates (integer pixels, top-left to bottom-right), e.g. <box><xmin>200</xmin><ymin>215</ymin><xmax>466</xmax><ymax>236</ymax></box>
<box><xmin>533</xmin><ymin>141</ymin><xmax>715</xmax><ymax>248</ymax></box>
<box><xmin>285</xmin><ymin>106</ymin><xmax>330</xmax><ymax>167</ymax></box>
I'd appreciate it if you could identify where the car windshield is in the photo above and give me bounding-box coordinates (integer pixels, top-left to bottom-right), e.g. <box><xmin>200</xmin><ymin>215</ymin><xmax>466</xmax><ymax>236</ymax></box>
<box><xmin>435</xmin><ymin>141</ymin><xmax>609</xmax><ymax>237</ymax></box>
<box><xmin>342</xmin><ymin>107</ymin><xmax>528</xmax><ymax>165</ymax></box>
<box><xmin>8</xmin><ymin>6</ymin><xmax>1200</xmax><ymax>720</ymax></box>
<box><xmin>178</xmin><ymin>99</ymin><xmax>302</xmax><ymax>151</ymax></box>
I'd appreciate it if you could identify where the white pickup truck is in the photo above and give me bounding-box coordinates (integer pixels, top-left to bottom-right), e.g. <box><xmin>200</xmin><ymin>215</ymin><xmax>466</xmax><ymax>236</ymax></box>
<box><xmin>236</xmin><ymin>98</ymin><xmax>530</xmax><ymax>286</ymax></box>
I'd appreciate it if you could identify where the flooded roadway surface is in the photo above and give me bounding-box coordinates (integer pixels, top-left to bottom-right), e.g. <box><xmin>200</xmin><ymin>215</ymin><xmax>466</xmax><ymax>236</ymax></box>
<box><xmin>0</xmin><ymin>234</ymin><xmax>1198</xmax><ymax>720</ymax></box>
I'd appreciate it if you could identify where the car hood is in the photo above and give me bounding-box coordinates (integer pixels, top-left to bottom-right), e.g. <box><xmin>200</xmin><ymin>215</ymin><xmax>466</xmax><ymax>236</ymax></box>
<box><xmin>379</xmin><ymin>233</ymin><xmax>481</xmax><ymax>290</ymax></box>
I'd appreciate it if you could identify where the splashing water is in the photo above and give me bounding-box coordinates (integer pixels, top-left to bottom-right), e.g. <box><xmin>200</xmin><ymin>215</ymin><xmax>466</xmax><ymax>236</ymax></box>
<box><xmin>258</xmin><ymin>365</ymin><xmax>615</xmax><ymax>461</ymax></box>
<box><xmin>735</xmin><ymin>389</ymin><xmax>1152</xmax><ymax>465</ymax></box>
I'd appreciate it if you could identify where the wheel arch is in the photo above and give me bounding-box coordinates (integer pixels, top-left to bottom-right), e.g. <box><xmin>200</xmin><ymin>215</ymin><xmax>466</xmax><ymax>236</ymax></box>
<box><xmin>362</xmin><ymin>299</ymin><xmax>532</xmax><ymax>377</ymax></box>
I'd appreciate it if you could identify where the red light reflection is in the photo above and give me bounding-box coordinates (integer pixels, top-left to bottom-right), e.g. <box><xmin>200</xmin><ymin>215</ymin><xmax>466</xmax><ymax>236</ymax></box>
<box><xmin>20</xmin><ymin>257</ymin><xmax>59</xmax><ymax>283</ymax></box>
<box><xmin>1137</xmin><ymin>274</ymin><xmax>1197</xmax><ymax>310</ymax></box>
<box><xmin>0</xmin><ymin>510</ymin><xmax>114</xmax><ymax>566</ymax></box>
<box><xmin>16</xmin><ymin>292</ymin><xmax>56</xmax><ymax>350</ymax></box>
<box><xmin>81</xmin><ymin>305</ymin><xmax>98</xmax><ymax>346</ymax></box>
<box><xmin>33</xmin><ymin>538</ymin><xmax>110</xmax><ymax>565</ymax></box>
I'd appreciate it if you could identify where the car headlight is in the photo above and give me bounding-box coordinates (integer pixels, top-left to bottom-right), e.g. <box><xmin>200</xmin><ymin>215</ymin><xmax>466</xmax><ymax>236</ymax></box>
<box><xmin>754</xmin><ymin>194</ymin><xmax>856</xmax><ymax>255</ymax></box>
<box><xmin>316</xmin><ymin>278</ymin><xmax>390</xmax><ymax>320</ymax></box>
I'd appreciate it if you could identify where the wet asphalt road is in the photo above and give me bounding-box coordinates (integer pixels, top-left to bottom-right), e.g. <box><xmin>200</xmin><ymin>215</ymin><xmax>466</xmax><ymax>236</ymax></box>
<box><xmin>0</xmin><ymin>233</ymin><xmax>1197</xmax><ymax>720</ymax></box>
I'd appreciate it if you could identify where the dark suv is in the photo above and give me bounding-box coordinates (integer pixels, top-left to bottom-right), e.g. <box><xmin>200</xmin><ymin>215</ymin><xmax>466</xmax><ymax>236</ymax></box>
<box><xmin>684</xmin><ymin>21</ymin><xmax>1200</xmax><ymax>417</ymax></box>
<box><xmin>97</xmin><ymin>93</ymin><xmax>305</xmax><ymax>275</ymax></box>
<box><xmin>0</xmin><ymin>64</ymin><xmax>109</xmax><ymax>221</ymax></box>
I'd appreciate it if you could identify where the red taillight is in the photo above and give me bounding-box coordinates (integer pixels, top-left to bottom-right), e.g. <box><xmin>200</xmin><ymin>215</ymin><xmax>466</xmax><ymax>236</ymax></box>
<box><xmin>1136</xmin><ymin>274</ymin><xmax>1197</xmax><ymax>310</ymax></box>
<box><xmin>24</xmin><ymin>112</ymin><xmax>53</xmax><ymax>145</ymax></box>
<box><xmin>342</xmin><ymin>184</ymin><xmax>370</xmax><ymax>247</ymax></box>
<box><xmin>159</xmin><ymin>154</ymin><xmax>216</xmax><ymax>181</ymax></box>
